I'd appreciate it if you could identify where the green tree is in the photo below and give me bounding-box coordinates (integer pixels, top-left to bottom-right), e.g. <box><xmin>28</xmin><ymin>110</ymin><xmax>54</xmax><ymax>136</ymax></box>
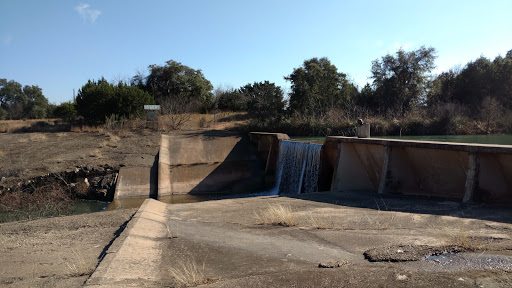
<box><xmin>76</xmin><ymin>78</ymin><xmax>154</xmax><ymax>124</ymax></box>
<box><xmin>215</xmin><ymin>88</ymin><xmax>247</xmax><ymax>111</ymax></box>
<box><xmin>426</xmin><ymin>69</ymin><xmax>459</xmax><ymax>107</ymax></box>
<box><xmin>242</xmin><ymin>81</ymin><xmax>285</xmax><ymax>124</ymax></box>
<box><xmin>53</xmin><ymin>102</ymin><xmax>77</xmax><ymax>122</ymax></box>
<box><xmin>0</xmin><ymin>79</ymin><xmax>50</xmax><ymax>119</ymax></box>
<box><xmin>285</xmin><ymin>58</ymin><xmax>356</xmax><ymax>117</ymax></box>
<box><xmin>370</xmin><ymin>46</ymin><xmax>437</xmax><ymax>116</ymax></box>
<box><xmin>143</xmin><ymin>60</ymin><xmax>214</xmax><ymax>113</ymax></box>
<box><xmin>451</xmin><ymin>56</ymin><xmax>494</xmax><ymax>109</ymax></box>
<box><xmin>23</xmin><ymin>85</ymin><xmax>49</xmax><ymax>119</ymax></box>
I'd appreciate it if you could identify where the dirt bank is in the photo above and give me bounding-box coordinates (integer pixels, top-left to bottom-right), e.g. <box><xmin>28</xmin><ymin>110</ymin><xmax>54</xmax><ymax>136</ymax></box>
<box><xmin>0</xmin><ymin>208</ymin><xmax>136</xmax><ymax>287</ymax></box>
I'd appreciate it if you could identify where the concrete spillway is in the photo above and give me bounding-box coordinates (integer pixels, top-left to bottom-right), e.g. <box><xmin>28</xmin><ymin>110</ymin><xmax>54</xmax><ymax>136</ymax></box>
<box><xmin>250</xmin><ymin>132</ymin><xmax>512</xmax><ymax>205</ymax></box>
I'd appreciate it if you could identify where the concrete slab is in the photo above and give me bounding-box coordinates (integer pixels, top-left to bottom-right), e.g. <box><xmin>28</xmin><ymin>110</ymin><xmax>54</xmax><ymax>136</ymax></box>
<box><xmin>114</xmin><ymin>166</ymin><xmax>156</xmax><ymax>199</ymax></box>
<box><xmin>85</xmin><ymin>199</ymin><xmax>169</xmax><ymax>287</ymax></box>
<box><xmin>88</xmin><ymin>191</ymin><xmax>512</xmax><ymax>287</ymax></box>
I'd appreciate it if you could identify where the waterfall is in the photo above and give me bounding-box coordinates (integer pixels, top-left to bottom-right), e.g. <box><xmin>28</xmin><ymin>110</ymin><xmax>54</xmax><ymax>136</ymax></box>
<box><xmin>274</xmin><ymin>140</ymin><xmax>322</xmax><ymax>195</ymax></box>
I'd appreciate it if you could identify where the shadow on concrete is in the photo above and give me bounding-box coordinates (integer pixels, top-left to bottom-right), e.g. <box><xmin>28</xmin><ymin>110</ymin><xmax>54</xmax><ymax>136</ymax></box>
<box><xmin>281</xmin><ymin>190</ymin><xmax>512</xmax><ymax>225</ymax></box>
<box><xmin>186</xmin><ymin>131</ymin><xmax>267</xmax><ymax>194</ymax></box>
<box><xmin>150</xmin><ymin>153</ymin><xmax>158</xmax><ymax>199</ymax></box>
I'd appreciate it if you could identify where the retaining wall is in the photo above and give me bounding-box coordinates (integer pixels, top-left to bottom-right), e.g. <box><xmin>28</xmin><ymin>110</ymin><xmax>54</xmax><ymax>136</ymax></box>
<box><xmin>323</xmin><ymin>137</ymin><xmax>512</xmax><ymax>204</ymax></box>
<box><xmin>250</xmin><ymin>132</ymin><xmax>512</xmax><ymax>204</ymax></box>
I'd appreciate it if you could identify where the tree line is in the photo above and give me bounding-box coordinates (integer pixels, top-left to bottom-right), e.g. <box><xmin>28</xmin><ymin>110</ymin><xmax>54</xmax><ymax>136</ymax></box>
<box><xmin>2</xmin><ymin>46</ymin><xmax>511</xmax><ymax>135</ymax></box>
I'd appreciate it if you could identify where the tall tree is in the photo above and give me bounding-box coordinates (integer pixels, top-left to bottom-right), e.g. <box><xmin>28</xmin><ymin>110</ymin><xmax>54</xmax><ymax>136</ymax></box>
<box><xmin>215</xmin><ymin>88</ymin><xmax>247</xmax><ymax>111</ymax></box>
<box><xmin>76</xmin><ymin>78</ymin><xmax>154</xmax><ymax>124</ymax></box>
<box><xmin>451</xmin><ymin>56</ymin><xmax>494</xmax><ymax>108</ymax></box>
<box><xmin>241</xmin><ymin>81</ymin><xmax>285</xmax><ymax>123</ymax></box>
<box><xmin>370</xmin><ymin>46</ymin><xmax>437</xmax><ymax>116</ymax></box>
<box><xmin>0</xmin><ymin>79</ymin><xmax>50</xmax><ymax>119</ymax></box>
<box><xmin>142</xmin><ymin>60</ymin><xmax>214</xmax><ymax>113</ymax></box>
<box><xmin>285</xmin><ymin>57</ymin><xmax>357</xmax><ymax>117</ymax></box>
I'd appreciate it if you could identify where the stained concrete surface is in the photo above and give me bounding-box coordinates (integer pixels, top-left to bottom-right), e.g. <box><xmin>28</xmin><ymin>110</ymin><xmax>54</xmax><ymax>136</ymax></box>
<box><xmin>88</xmin><ymin>191</ymin><xmax>512</xmax><ymax>287</ymax></box>
<box><xmin>159</xmin><ymin>131</ymin><xmax>266</xmax><ymax>196</ymax></box>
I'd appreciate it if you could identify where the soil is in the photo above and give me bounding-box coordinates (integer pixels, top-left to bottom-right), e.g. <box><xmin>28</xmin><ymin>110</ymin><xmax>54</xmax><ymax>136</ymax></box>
<box><xmin>0</xmin><ymin>208</ymin><xmax>136</xmax><ymax>287</ymax></box>
<box><xmin>0</xmin><ymin>130</ymin><xmax>159</xmax><ymax>286</ymax></box>
<box><xmin>0</xmin><ymin>130</ymin><xmax>161</xmax><ymax>182</ymax></box>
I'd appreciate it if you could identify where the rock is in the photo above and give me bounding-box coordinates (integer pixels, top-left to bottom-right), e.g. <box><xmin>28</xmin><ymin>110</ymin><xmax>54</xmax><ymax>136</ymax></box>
<box><xmin>318</xmin><ymin>261</ymin><xmax>345</xmax><ymax>268</ymax></box>
<box><xmin>0</xmin><ymin>177</ymin><xmax>5</xmax><ymax>183</ymax></box>
<box><xmin>98</xmin><ymin>189</ymin><xmax>107</xmax><ymax>197</ymax></box>
<box><xmin>84</xmin><ymin>178</ymin><xmax>90</xmax><ymax>187</ymax></box>
<box><xmin>100</xmin><ymin>175</ymin><xmax>113</xmax><ymax>188</ymax></box>
<box><xmin>85</xmin><ymin>165</ymin><xmax>93</xmax><ymax>171</ymax></box>
<box><xmin>95</xmin><ymin>167</ymin><xmax>105</xmax><ymax>172</ymax></box>
<box><xmin>91</xmin><ymin>177</ymin><xmax>101</xmax><ymax>186</ymax></box>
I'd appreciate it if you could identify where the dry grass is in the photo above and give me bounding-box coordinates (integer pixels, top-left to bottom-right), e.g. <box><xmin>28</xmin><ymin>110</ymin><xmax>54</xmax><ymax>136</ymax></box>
<box><xmin>169</xmin><ymin>258</ymin><xmax>209</xmax><ymax>287</ymax></box>
<box><xmin>447</xmin><ymin>224</ymin><xmax>493</xmax><ymax>250</ymax></box>
<box><xmin>257</xmin><ymin>204</ymin><xmax>297</xmax><ymax>226</ymax></box>
<box><xmin>89</xmin><ymin>149</ymin><xmax>102</xmax><ymax>158</ymax></box>
<box><xmin>29</xmin><ymin>133</ymin><xmax>47</xmax><ymax>142</ymax></box>
<box><xmin>0</xmin><ymin>150</ymin><xmax>4</xmax><ymax>159</ymax></box>
<box><xmin>307</xmin><ymin>212</ymin><xmax>336</xmax><ymax>229</ymax></box>
<box><xmin>0</xmin><ymin>184</ymin><xmax>73</xmax><ymax>222</ymax></box>
<box><xmin>0</xmin><ymin>120</ymin><xmax>35</xmax><ymax>133</ymax></box>
<box><xmin>100</xmin><ymin>133</ymin><xmax>120</xmax><ymax>148</ymax></box>
<box><xmin>63</xmin><ymin>249</ymin><xmax>94</xmax><ymax>277</ymax></box>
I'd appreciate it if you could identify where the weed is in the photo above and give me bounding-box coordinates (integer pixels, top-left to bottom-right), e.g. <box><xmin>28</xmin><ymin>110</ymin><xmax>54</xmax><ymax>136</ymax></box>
<box><xmin>308</xmin><ymin>212</ymin><xmax>335</xmax><ymax>229</ymax></box>
<box><xmin>63</xmin><ymin>250</ymin><xmax>94</xmax><ymax>277</ymax></box>
<box><xmin>169</xmin><ymin>258</ymin><xmax>209</xmax><ymax>287</ymax></box>
<box><xmin>89</xmin><ymin>149</ymin><xmax>102</xmax><ymax>158</ymax></box>
<box><xmin>198</xmin><ymin>116</ymin><xmax>207</xmax><ymax>128</ymax></box>
<box><xmin>257</xmin><ymin>204</ymin><xmax>297</xmax><ymax>226</ymax></box>
<box><xmin>29</xmin><ymin>133</ymin><xmax>47</xmax><ymax>142</ymax></box>
<box><xmin>0</xmin><ymin>184</ymin><xmax>72</xmax><ymax>222</ymax></box>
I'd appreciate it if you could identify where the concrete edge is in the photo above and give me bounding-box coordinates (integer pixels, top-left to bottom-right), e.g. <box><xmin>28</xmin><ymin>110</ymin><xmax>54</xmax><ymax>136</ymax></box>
<box><xmin>158</xmin><ymin>134</ymin><xmax>171</xmax><ymax>197</ymax></box>
<box><xmin>85</xmin><ymin>199</ymin><xmax>168</xmax><ymax>286</ymax></box>
<box><xmin>326</xmin><ymin>136</ymin><xmax>512</xmax><ymax>154</ymax></box>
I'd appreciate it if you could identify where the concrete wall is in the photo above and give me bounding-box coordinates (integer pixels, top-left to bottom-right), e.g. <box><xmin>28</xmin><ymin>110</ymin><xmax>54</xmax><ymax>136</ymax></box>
<box><xmin>323</xmin><ymin>137</ymin><xmax>512</xmax><ymax>204</ymax></box>
<box><xmin>159</xmin><ymin>132</ymin><xmax>267</xmax><ymax>196</ymax></box>
<box><xmin>249</xmin><ymin>132</ymin><xmax>290</xmax><ymax>175</ymax></box>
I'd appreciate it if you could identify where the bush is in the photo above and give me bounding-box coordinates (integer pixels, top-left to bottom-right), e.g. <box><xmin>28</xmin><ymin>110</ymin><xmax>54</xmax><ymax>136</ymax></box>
<box><xmin>0</xmin><ymin>184</ymin><xmax>72</xmax><ymax>222</ymax></box>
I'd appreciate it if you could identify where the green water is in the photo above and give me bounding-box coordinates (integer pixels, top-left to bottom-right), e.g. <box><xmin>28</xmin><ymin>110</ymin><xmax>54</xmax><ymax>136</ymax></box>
<box><xmin>293</xmin><ymin>135</ymin><xmax>512</xmax><ymax>145</ymax></box>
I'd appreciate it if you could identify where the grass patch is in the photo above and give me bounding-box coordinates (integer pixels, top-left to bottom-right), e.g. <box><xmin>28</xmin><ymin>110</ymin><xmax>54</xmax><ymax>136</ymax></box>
<box><xmin>63</xmin><ymin>249</ymin><xmax>94</xmax><ymax>277</ymax></box>
<box><xmin>308</xmin><ymin>212</ymin><xmax>335</xmax><ymax>229</ymax></box>
<box><xmin>169</xmin><ymin>258</ymin><xmax>210</xmax><ymax>287</ymax></box>
<box><xmin>257</xmin><ymin>204</ymin><xmax>297</xmax><ymax>226</ymax></box>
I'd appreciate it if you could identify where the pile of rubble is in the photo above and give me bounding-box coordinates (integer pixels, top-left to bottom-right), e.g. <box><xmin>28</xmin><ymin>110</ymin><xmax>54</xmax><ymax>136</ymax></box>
<box><xmin>0</xmin><ymin>164</ymin><xmax>119</xmax><ymax>201</ymax></box>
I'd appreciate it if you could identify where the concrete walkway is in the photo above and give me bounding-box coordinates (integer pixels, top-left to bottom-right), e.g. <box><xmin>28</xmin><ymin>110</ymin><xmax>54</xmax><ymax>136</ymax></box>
<box><xmin>85</xmin><ymin>199</ymin><xmax>169</xmax><ymax>287</ymax></box>
<box><xmin>86</xmin><ymin>192</ymin><xmax>512</xmax><ymax>287</ymax></box>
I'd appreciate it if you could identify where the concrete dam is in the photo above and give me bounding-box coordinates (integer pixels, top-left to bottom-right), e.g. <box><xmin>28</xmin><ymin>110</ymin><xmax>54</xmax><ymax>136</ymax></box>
<box><xmin>114</xmin><ymin>130</ymin><xmax>512</xmax><ymax>205</ymax></box>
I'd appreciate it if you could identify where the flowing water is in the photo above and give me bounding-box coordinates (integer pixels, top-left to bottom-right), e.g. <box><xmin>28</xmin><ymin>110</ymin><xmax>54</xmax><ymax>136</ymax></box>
<box><xmin>273</xmin><ymin>140</ymin><xmax>322</xmax><ymax>195</ymax></box>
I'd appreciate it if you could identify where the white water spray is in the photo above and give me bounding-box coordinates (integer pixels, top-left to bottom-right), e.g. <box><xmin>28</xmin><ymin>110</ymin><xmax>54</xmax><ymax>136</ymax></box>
<box><xmin>273</xmin><ymin>141</ymin><xmax>322</xmax><ymax>195</ymax></box>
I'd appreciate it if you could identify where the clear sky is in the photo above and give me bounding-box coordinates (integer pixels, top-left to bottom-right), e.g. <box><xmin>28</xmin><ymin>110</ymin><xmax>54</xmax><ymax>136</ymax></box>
<box><xmin>1</xmin><ymin>0</ymin><xmax>511</xmax><ymax>104</ymax></box>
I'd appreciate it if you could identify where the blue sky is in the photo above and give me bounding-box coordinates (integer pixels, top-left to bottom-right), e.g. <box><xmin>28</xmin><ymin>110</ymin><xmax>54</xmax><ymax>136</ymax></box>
<box><xmin>1</xmin><ymin>0</ymin><xmax>511</xmax><ymax>104</ymax></box>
